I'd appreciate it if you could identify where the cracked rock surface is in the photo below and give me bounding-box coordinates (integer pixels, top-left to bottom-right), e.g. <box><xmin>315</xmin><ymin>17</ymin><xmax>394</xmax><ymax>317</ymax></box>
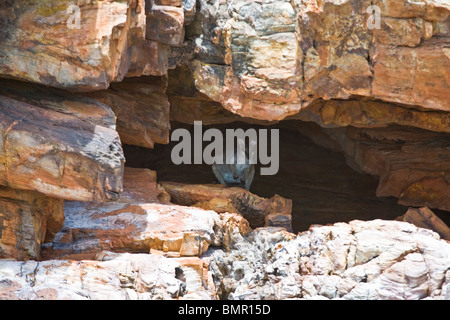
<box><xmin>207</xmin><ymin>220</ymin><xmax>450</xmax><ymax>300</ymax></box>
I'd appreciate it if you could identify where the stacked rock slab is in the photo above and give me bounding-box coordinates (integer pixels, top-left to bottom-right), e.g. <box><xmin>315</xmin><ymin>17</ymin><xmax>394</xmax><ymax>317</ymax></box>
<box><xmin>185</xmin><ymin>0</ymin><xmax>449</xmax><ymax>120</ymax></box>
<box><xmin>0</xmin><ymin>80</ymin><xmax>125</xmax><ymax>260</ymax></box>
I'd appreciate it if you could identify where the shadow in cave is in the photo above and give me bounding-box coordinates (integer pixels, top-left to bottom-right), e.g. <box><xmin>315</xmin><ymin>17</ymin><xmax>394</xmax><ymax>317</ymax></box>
<box><xmin>123</xmin><ymin>120</ymin><xmax>448</xmax><ymax>233</ymax></box>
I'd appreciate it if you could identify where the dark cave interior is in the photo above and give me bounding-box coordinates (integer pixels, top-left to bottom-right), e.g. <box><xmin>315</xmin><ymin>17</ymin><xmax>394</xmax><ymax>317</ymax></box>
<box><xmin>123</xmin><ymin>120</ymin><xmax>450</xmax><ymax>233</ymax></box>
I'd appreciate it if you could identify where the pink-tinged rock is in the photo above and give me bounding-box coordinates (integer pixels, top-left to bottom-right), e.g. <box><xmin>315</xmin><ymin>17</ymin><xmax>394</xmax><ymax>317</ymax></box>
<box><xmin>84</xmin><ymin>77</ymin><xmax>171</xmax><ymax>149</ymax></box>
<box><xmin>160</xmin><ymin>182</ymin><xmax>293</xmax><ymax>231</ymax></box>
<box><xmin>0</xmin><ymin>93</ymin><xmax>124</xmax><ymax>201</ymax></box>
<box><xmin>146</xmin><ymin>5</ymin><xmax>185</xmax><ymax>45</ymax></box>
<box><xmin>372</xmin><ymin>38</ymin><xmax>450</xmax><ymax>111</ymax></box>
<box><xmin>0</xmin><ymin>253</ymin><xmax>215</xmax><ymax>299</ymax></box>
<box><xmin>0</xmin><ymin>0</ymin><xmax>146</xmax><ymax>91</ymax></box>
<box><xmin>41</xmin><ymin>168</ymin><xmax>219</xmax><ymax>260</ymax></box>
<box><xmin>397</xmin><ymin>207</ymin><xmax>450</xmax><ymax>241</ymax></box>
<box><xmin>0</xmin><ymin>186</ymin><xmax>64</xmax><ymax>260</ymax></box>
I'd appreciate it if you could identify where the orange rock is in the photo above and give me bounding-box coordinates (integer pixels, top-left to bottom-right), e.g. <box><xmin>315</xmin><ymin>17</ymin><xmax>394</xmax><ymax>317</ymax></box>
<box><xmin>0</xmin><ymin>93</ymin><xmax>124</xmax><ymax>201</ymax></box>
<box><xmin>0</xmin><ymin>0</ymin><xmax>146</xmax><ymax>91</ymax></box>
<box><xmin>0</xmin><ymin>186</ymin><xmax>64</xmax><ymax>260</ymax></box>
<box><xmin>397</xmin><ymin>207</ymin><xmax>450</xmax><ymax>241</ymax></box>
<box><xmin>84</xmin><ymin>77</ymin><xmax>171</xmax><ymax>149</ymax></box>
<box><xmin>160</xmin><ymin>182</ymin><xmax>293</xmax><ymax>231</ymax></box>
<box><xmin>372</xmin><ymin>38</ymin><xmax>450</xmax><ymax>111</ymax></box>
<box><xmin>292</xmin><ymin>99</ymin><xmax>450</xmax><ymax>134</ymax></box>
<box><xmin>322</xmin><ymin>126</ymin><xmax>450</xmax><ymax>212</ymax></box>
<box><xmin>41</xmin><ymin>168</ymin><xmax>219</xmax><ymax>260</ymax></box>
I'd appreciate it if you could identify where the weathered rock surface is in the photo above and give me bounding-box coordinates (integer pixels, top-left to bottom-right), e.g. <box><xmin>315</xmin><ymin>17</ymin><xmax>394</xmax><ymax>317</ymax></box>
<box><xmin>397</xmin><ymin>207</ymin><xmax>450</xmax><ymax>241</ymax></box>
<box><xmin>321</xmin><ymin>125</ymin><xmax>450</xmax><ymax>212</ymax></box>
<box><xmin>0</xmin><ymin>0</ymin><xmax>146</xmax><ymax>91</ymax></box>
<box><xmin>372</xmin><ymin>38</ymin><xmax>450</xmax><ymax>111</ymax></box>
<box><xmin>0</xmin><ymin>186</ymin><xmax>64</xmax><ymax>260</ymax></box>
<box><xmin>3</xmin><ymin>219</ymin><xmax>449</xmax><ymax>300</ymax></box>
<box><xmin>208</xmin><ymin>220</ymin><xmax>450</xmax><ymax>300</ymax></box>
<box><xmin>180</xmin><ymin>0</ymin><xmax>449</xmax><ymax>121</ymax></box>
<box><xmin>0</xmin><ymin>252</ymin><xmax>215</xmax><ymax>299</ymax></box>
<box><xmin>0</xmin><ymin>0</ymin><xmax>449</xmax><ymax>302</ymax></box>
<box><xmin>84</xmin><ymin>76</ymin><xmax>171</xmax><ymax>149</ymax></box>
<box><xmin>41</xmin><ymin>168</ymin><xmax>219</xmax><ymax>260</ymax></box>
<box><xmin>0</xmin><ymin>88</ymin><xmax>124</xmax><ymax>202</ymax></box>
<box><xmin>161</xmin><ymin>181</ymin><xmax>293</xmax><ymax>231</ymax></box>
<box><xmin>146</xmin><ymin>4</ymin><xmax>185</xmax><ymax>45</ymax></box>
<box><xmin>292</xmin><ymin>99</ymin><xmax>450</xmax><ymax>134</ymax></box>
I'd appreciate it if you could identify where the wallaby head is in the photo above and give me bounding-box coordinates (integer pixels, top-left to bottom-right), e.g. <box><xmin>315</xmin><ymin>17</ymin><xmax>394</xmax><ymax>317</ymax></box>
<box><xmin>211</xmin><ymin>138</ymin><xmax>256</xmax><ymax>191</ymax></box>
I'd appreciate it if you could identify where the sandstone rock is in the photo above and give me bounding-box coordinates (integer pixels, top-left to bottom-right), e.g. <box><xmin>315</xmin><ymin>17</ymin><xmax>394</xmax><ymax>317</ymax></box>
<box><xmin>0</xmin><ymin>92</ymin><xmax>124</xmax><ymax>201</ymax></box>
<box><xmin>0</xmin><ymin>187</ymin><xmax>64</xmax><ymax>260</ymax></box>
<box><xmin>176</xmin><ymin>0</ymin><xmax>449</xmax><ymax>121</ymax></box>
<box><xmin>160</xmin><ymin>182</ymin><xmax>293</xmax><ymax>231</ymax></box>
<box><xmin>0</xmin><ymin>79</ymin><xmax>116</xmax><ymax>130</ymax></box>
<box><xmin>3</xmin><ymin>218</ymin><xmax>450</xmax><ymax>300</ymax></box>
<box><xmin>208</xmin><ymin>220</ymin><xmax>450</xmax><ymax>300</ymax></box>
<box><xmin>120</xmin><ymin>167</ymin><xmax>170</xmax><ymax>204</ymax></box>
<box><xmin>41</xmin><ymin>168</ymin><xmax>219</xmax><ymax>260</ymax></box>
<box><xmin>0</xmin><ymin>253</ymin><xmax>215</xmax><ymax>300</ymax></box>
<box><xmin>167</xmin><ymin>66</ymin><xmax>274</xmax><ymax>125</ymax></box>
<box><xmin>184</xmin><ymin>0</ymin><xmax>303</xmax><ymax>121</ymax></box>
<box><xmin>372</xmin><ymin>38</ymin><xmax>450</xmax><ymax>111</ymax></box>
<box><xmin>373</xmin><ymin>0</ymin><xmax>450</xmax><ymax>20</ymax></box>
<box><xmin>292</xmin><ymin>99</ymin><xmax>450</xmax><ymax>134</ymax></box>
<box><xmin>126</xmin><ymin>40</ymin><xmax>170</xmax><ymax>77</ymax></box>
<box><xmin>397</xmin><ymin>207</ymin><xmax>450</xmax><ymax>241</ymax></box>
<box><xmin>0</xmin><ymin>0</ymin><xmax>146</xmax><ymax>91</ymax></box>
<box><xmin>322</xmin><ymin>125</ymin><xmax>450</xmax><ymax>212</ymax></box>
<box><xmin>146</xmin><ymin>5</ymin><xmax>185</xmax><ymax>45</ymax></box>
<box><xmin>84</xmin><ymin>76</ymin><xmax>171</xmax><ymax>149</ymax></box>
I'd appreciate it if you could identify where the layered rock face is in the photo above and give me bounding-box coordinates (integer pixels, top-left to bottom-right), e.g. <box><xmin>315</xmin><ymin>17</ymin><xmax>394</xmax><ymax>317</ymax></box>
<box><xmin>0</xmin><ymin>0</ymin><xmax>146</xmax><ymax>91</ymax></box>
<box><xmin>0</xmin><ymin>0</ymin><xmax>449</xmax><ymax>301</ymax></box>
<box><xmin>209</xmin><ymin>220</ymin><xmax>450</xmax><ymax>300</ymax></box>
<box><xmin>183</xmin><ymin>0</ymin><xmax>449</xmax><ymax>120</ymax></box>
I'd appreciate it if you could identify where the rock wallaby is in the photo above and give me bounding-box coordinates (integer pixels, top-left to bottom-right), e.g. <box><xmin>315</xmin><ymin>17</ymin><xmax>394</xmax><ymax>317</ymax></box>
<box><xmin>212</xmin><ymin>139</ymin><xmax>256</xmax><ymax>191</ymax></box>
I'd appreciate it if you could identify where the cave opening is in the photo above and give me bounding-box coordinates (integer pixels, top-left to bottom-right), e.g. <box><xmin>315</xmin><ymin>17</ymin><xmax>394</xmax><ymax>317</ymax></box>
<box><xmin>123</xmin><ymin>120</ymin><xmax>450</xmax><ymax>234</ymax></box>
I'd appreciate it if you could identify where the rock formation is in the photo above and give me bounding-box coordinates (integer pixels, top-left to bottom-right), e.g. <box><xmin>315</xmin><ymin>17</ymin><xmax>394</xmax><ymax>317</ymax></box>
<box><xmin>0</xmin><ymin>0</ymin><xmax>449</xmax><ymax>300</ymax></box>
<box><xmin>161</xmin><ymin>181</ymin><xmax>293</xmax><ymax>231</ymax></box>
<box><xmin>208</xmin><ymin>220</ymin><xmax>450</xmax><ymax>300</ymax></box>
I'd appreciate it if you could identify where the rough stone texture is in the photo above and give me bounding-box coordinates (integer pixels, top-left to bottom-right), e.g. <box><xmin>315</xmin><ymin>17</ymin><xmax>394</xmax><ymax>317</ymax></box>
<box><xmin>127</xmin><ymin>40</ymin><xmax>170</xmax><ymax>77</ymax></box>
<box><xmin>0</xmin><ymin>0</ymin><xmax>146</xmax><ymax>91</ymax></box>
<box><xmin>372</xmin><ymin>38</ymin><xmax>450</xmax><ymax>111</ymax></box>
<box><xmin>321</xmin><ymin>125</ymin><xmax>450</xmax><ymax>212</ymax></box>
<box><xmin>208</xmin><ymin>220</ymin><xmax>450</xmax><ymax>300</ymax></box>
<box><xmin>146</xmin><ymin>5</ymin><xmax>185</xmax><ymax>45</ymax></box>
<box><xmin>4</xmin><ymin>218</ymin><xmax>449</xmax><ymax>300</ymax></box>
<box><xmin>0</xmin><ymin>253</ymin><xmax>215</xmax><ymax>300</ymax></box>
<box><xmin>161</xmin><ymin>182</ymin><xmax>293</xmax><ymax>231</ymax></box>
<box><xmin>2</xmin><ymin>214</ymin><xmax>450</xmax><ymax>299</ymax></box>
<box><xmin>84</xmin><ymin>76</ymin><xmax>171</xmax><ymax>149</ymax></box>
<box><xmin>181</xmin><ymin>0</ymin><xmax>449</xmax><ymax>121</ymax></box>
<box><xmin>41</xmin><ymin>168</ymin><xmax>219</xmax><ymax>260</ymax></box>
<box><xmin>397</xmin><ymin>207</ymin><xmax>450</xmax><ymax>241</ymax></box>
<box><xmin>291</xmin><ymin>99</ymin><xmax>450</xmax><ymax>134</ymax></box>
<box><xmin>0</xmin><ymin>89</ymin><xmax>124</xmax><ymax>202</ymax></box>
<box><xmin>0</xmin><ymin>186</ymin><xmax>64</xmax><ymax>260</ymax></box>
<box><xmin>0</xmin><ymin>0</ymin><xmax>449</xmax><ymax>301</ymax></box>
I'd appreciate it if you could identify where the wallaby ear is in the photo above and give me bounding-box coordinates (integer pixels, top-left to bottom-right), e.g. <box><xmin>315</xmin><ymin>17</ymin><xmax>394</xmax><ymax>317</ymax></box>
<box><xmin>249</xmin><ymin>138</ymin><xmax>257</xmax><ymax>163</ymax></box>
<box><xmin>225</xmin><ymin>142</ymin><xmax>236</xmax><ymax>164</ymax></box>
